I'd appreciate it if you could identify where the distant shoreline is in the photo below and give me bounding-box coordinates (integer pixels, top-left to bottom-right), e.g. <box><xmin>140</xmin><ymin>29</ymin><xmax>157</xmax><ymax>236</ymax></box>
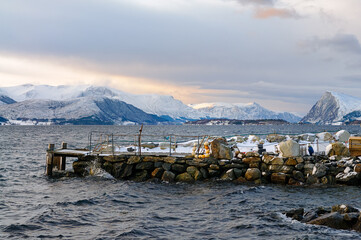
<box><xmin>185</xmin><ymin>118</ymin><xmax>361</xmax><ymax>126</ymax></box>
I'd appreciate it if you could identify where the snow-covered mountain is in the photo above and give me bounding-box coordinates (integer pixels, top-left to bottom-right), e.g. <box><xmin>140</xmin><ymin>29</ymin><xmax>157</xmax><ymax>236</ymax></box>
<box><xmin>0</xmin><ymin>84</ymin><xmax>201</xmax><ymax>120</ymax></box>
<box><xmin>0</xmin><ymin>84</ymin><xmax>88</xmax><ymax>101</ymax></box>
<box><xmin>0</xmin><ymin>84</ymin><xmax>302</xmax><ymax>125</ymax></box>
<box><xmin>79</xmin><ymin>86</ymin><xmax>202</xmax><ymax>120</ymax></box>
<box><xmin>0</xmin><ymin>96</ymin><xmax>167</xmax><ymax>125</ymax></box>
<box><xmin>189</xmin><ymin>102</ymin><xmax>301</xmax><ymax>123</ymax></box>
<box><xmin>301</xmin><ymin>91</ymin><xmax>361</xmax><ymax>124</ymax></box>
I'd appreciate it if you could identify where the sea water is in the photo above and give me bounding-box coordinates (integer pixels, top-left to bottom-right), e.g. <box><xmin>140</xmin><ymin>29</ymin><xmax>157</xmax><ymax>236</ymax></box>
<box><xmin>1</xmin><ymin>125</ymin><xmax>361</xmax><ymax>239</ymax></box>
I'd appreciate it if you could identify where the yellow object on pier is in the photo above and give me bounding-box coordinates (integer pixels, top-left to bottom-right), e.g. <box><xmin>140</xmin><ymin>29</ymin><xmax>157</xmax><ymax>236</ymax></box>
<box><xmin>349</xmin><ymin>137</ymin><xmax>361</xmax><ymax>157</ymax></box>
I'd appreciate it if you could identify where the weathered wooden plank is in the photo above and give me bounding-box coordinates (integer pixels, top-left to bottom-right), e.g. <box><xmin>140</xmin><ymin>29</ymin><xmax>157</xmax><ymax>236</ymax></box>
<box><xmin>46</xmin><ymin>144</ymin><xmax>55</xmax><ymax>176</ymax></box>
<box><xmin>60</xmin><ymin>142</ymin><xmax>67</xmax><ymax>170</ymax></box>
<box><xmin>53</xmin><ymin>149</ymin><xmax>89</xmax><ymax>157</ymax></box>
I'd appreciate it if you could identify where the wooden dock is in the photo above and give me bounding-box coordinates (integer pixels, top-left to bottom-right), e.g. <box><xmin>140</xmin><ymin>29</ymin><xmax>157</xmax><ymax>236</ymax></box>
<box><xmin>45</xmin><ymin>142</ymin><xmax>188</xmax><ymax>176</ymax></box>
<box><xmin>46</xmin><ymin>143</ymin><xmax>90</xmax><ymax>176</ymax></box>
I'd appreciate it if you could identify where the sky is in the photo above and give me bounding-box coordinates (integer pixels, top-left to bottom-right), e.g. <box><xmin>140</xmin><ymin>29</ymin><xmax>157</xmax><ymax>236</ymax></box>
<box><xmin>1</xmin><ymin>0</ymin><xmax>361</xmax><ymax>115</ymax></box>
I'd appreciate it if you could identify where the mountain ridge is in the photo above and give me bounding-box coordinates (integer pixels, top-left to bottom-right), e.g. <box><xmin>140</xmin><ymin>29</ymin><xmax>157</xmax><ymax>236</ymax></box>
<box><xmin>189</xmin><ymin>101</ymin><xmax>301</xmax><ymax>123</ymax></box>
<box><xmin>0</xmin><ymin>96</ymin><xmax>168</xmax><ymax>125</ymax></box>
<box><xmin>0</xmin><ymin>84</ymin><xmax>302</xmax><ymax>125</ymax></box>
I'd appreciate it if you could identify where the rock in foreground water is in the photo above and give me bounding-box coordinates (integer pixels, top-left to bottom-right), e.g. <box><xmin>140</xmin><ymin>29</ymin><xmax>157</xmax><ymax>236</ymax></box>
<box><xmin>285</xmin><ymin>205</ymin><xmax>361</xmax><ymax>232</ymax></box>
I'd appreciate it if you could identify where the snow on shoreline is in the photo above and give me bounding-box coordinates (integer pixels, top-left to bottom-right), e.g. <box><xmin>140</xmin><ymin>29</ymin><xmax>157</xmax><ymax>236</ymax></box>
<box><xmin>95</xmin><ymin>133</ymin><xmax>344</xmax><ymax>155</ymax></box>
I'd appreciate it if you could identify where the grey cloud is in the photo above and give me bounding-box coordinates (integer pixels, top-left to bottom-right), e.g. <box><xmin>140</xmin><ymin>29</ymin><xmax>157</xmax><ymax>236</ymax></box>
<box><xmin>302</xmin><ymin>34</ymin><xmax>361</xmax><ymax>55</ymax></box>
<box><xmin>0</xmin><ymin>0</ymin><xmax>249</xmax><ymax>68</ymax></box>
<box><xmin>340</xmin><ymin>75</ymin><xmax>361</xmax><ymax>83</ymax></box>
<box><xmin>235</xmin><ymin>0</ymin><xmax>274</xmax><ymax>6</ymax></box>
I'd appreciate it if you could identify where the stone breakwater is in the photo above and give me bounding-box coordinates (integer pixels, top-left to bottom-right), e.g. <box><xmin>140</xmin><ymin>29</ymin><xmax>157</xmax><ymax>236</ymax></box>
<box><xmin>72</xmin><ymin>151</ymin><xmax>361</xmax><ymax>185</ymax></box>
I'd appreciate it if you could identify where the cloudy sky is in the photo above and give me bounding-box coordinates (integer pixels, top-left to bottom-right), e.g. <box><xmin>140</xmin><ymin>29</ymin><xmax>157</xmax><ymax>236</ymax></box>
<box><xmin>1</xmin><ymin>0</ymin><xmax>361</xmax><ymax>115</ymax></box>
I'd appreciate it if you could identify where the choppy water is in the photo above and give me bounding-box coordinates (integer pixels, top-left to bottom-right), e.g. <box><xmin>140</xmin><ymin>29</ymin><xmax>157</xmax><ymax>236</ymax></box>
<box><xmin>1</xmin><ymin>125</ymin><xmax>361</xmax><ymax>239</ymax></box>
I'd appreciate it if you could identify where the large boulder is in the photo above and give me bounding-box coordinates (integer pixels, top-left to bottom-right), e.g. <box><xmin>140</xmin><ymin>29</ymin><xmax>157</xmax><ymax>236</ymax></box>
<box><xmin>176</xmin><ymin>172</ymin><xmax>194</xmax><ymax>182</ymax></box>
<box><xmin>354</xmin><ymin>164</ymin><xmax>361</xmax><ymax>173</ymax></box>
<box><xmin>303</xmin><ymin>163</ymin><xmax>315</xmax><ymax>175</ymax></box>
<box><xmin>278</xmin><ymin>140</ymin><xmax>300</xmax><ymax>157</ymax></box>
<box><xmin>312</xmin><ymin>163</ymin><xmax>327</xmax><ymax>178</ymax></box>
<box><xmin>352</xmin><ymin>214</ymin><xmax>361</xmax><ymax>232</ymax></box>
<box><xmin>161</xmin><ymin>171</ymin><xmax>175</xmax><ymax>182</ymax></box>
<box><xmin>127</xmin><ymin>156</ymin><xmax>141</xmax><ymax>164</ymax></box>
<box><xmin>326</xmin><ymin>142</ymin><xmax>350</xmax><ymax>157</ymax></box>
<box><xmin>210</xmin><ymin>138</ymin><xmax>233</xmax><ymax>160</ymax></box>
<box><xmin>231</xmin><ymin>136</ymin><xmax>247</xmax><ymax>143</ymax></box>
<box><xmin>135</xmin><ymin>162</ymin><xmax>154</xmax><ymax>170</ymax></box>
<box><xmin>270</xmin><ymin>157</ymin><xmax>284</xmax><ymax>165</ymax></box>
<box><xmin>300</xmin><ymin>134</ymin><xmax>316</xmax><ymax>142</ymax></box>
<box><xmin>271</xmin><ymin>172</ymin><xmax>288</xmax><ymax>184</ymax></box>
<box><xmin>151</xmin><ymin>168</ymin><xmax>164</xmax><ymax>178</ymax></box>
<box><xmin>73</xmin><ymin>160</ymin><xmax>93</xmax><ymax>176</ymax></box>
<box><xmin>334</xmin><ymin>130</ymin><xmax>351</xmax><ymax>142</ymax></box>
<box><xmin>171</xmin><ymin>164</ymin><xmax>187</xmax><ymax>173</ymax></box>
<box><xmin>242</xmin><ymin>157</ymin><xmax>261</xmax><ymax>165</ymax></box>
<box><xmin>285</xmin><ymin>205</ymin><xmax>361</xmax><ymax>232</ymax></box>
<box><xmin>245</xmin><ymin>168</ymin><xmax>261</xmax><ymax>181</ymax></box>
<box><xmin>285</xmin><ymin>158</ymin><xmax>298</xmax><ymax>166</ymax></box>
<box><xmin>233</xmin><ymin>168</ymin><xmax>243</xmax><ymax>179</ymax></box>
<box><xmin>285</xmin><ymin>208</ymin><xmax>304</xmax><ymax>221</ymax></box>
<box><xmin>120</xmin><ymin>164</ymin><xmax>134</xmax><ymax>178</ymax></box>
<box><xmin>220</xmin><ymin>169</ymin><xmax>236</xmax><ymax>181</ymax></box>
<box><xmin>306</xmin><ymin>175</ymin><xmax>319</xmax><ymax>185</ymax></box>
<box><xmin>131</xmin><ymin>170</ymin><xmax>149</xmax><ymax>182</ymax></box>
<box><xmin>332</xmin><ymin>204</ymin><xmax>359</xmax><ymax>214</ymax></box>
<box><xmin>187</xmin><ymin>166</ymin><xmax>202</xmax><ymax>181</ymax></box>
<box><xmin>266</xmin><ymin>134</ymin><xmax>286</xmax><ymax>143</ymax></box>
<box><xmin>316</xmin><ymin>132</ymin><xmax>333</xmax><ymax>141</ymax></box>
<box><xmin>336</xmin><ymin>172</ymin><xmax>361</xmax><ymax>185</ymax></box>
<box><xmin>293</xmin><ymin>171</ymin><xmax>305</xmax><ymax>182</ymax></box>
<box><xmin>248</xmin><ymin>135</ymin><xmax>260</xmax><ymax>143</ymax></box>
<box><xmin>307</xmin><ymin>212</ymin><xmax>353</xmax><ymax>230</ymax></box>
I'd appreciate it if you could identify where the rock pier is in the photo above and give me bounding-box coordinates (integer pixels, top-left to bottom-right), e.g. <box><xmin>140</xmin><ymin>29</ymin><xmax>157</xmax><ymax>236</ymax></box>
<box><xmin>69</xmin><ymin>151</ymin><xmax>361</xmax><ymax>186</ymax></box>
<box><xmin>47</xmin><ymin>133</ymin><xmax>361</xmax><ymax>186</ymax></box>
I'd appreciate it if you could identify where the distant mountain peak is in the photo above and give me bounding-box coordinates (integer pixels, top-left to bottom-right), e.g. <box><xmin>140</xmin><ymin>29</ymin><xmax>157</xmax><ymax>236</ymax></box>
<box><xmin>301</xmin><ymin>91</ymin><xmax>361</xmax><ymax>124</ymax></box>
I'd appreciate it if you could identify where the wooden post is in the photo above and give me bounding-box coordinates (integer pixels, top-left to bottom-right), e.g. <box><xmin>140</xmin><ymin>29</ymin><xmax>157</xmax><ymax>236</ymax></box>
<box><xmin>46</xmin><ymin>144</ymin><xmax>55</xmax><ymax>176</ymax></box>
<box><xmin>112</xmin><ymin>134</ymin><xmax>114</xmax><ymax>156</ymax></box>
<box><xmin>89</xmin><ymin>132</ymin><xmax>92</xmax><ymax>154</ymax></box>
<box><xmin>138</xmin><ymin>124</ymin><xmax>143</xmax><ymax>156</ymax></box>
<box><xmin>60</xmin><ymin>142</ymin><xmax>67</xmax><ymax>171</ymax></box>
<box><xmin>197</xmin><ymin>136</ymin><xmax>200</xmax><ymax>156</ymax></box>
<box><xmin>169</xmin><ymin>135</ymin><xmax>172</xmax><ymax>156</ymax></box>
